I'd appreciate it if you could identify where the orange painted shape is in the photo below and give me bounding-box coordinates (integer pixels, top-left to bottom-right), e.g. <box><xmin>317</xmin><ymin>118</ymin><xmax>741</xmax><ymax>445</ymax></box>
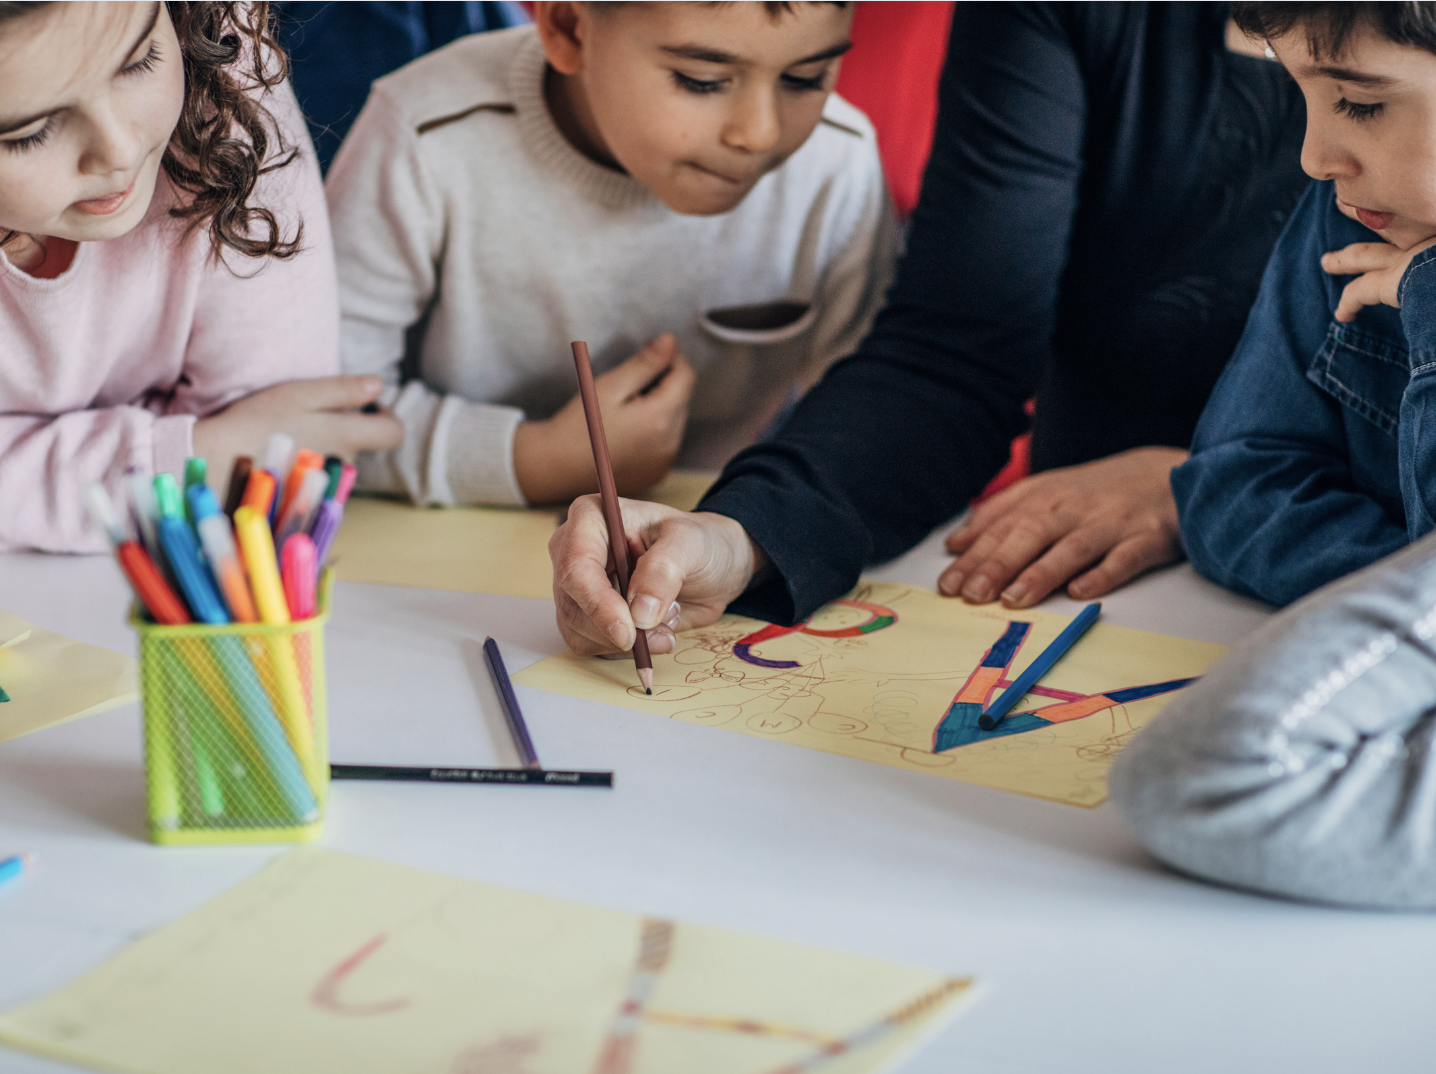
<box><xmin>1028</xmin><ymin>694</ymin><xmax>1115</xmax><ymax>725</ymax></box>
<box><xmin>956</xmin><ymin>665</ymin><xmax>1004</xmax><ymax>705</ymax></box>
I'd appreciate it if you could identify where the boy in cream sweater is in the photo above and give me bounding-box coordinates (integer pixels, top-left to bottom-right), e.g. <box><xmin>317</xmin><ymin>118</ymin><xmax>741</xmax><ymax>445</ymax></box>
<box><xmin>328</xmin><ymin>1</ymin><xmax>896</xmax><ymax>506</ymax></box>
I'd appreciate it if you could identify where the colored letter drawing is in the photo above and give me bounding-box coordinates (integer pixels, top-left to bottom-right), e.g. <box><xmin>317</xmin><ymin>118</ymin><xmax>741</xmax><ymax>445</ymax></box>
<box><xmin>0</xmin><ymin>849</ymin><xmax>977</xmax><ymax>1074</ymax></box>
<box><xmin>514</xmin><ymin>581</ymin><xmax>1226</xmax><ymax>807</ymax></box>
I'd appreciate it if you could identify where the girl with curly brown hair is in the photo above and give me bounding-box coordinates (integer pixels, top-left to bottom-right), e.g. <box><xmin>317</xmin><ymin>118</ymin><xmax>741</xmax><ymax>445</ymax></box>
<box><xmin>0</xmin><ymin>1</ymin><xmax>400</xmax><ymax>551</ymax></box>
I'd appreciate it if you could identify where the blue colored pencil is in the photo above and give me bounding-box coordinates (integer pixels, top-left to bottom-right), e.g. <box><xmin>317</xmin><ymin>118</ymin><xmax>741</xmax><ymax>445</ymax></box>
<box><xmin>980</xmin><ymin>602</ymin><xmax>1102</xmax><ymax>730</ymax></box>
<box><xmin>483</xmin><ymin>637</ymin><xmax>540</xmax><ymax>769</ymax></box>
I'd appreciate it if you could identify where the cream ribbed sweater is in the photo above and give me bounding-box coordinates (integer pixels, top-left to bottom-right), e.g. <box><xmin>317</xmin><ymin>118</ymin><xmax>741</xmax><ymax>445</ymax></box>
<box><xmin>327</xmin><ymin>25</ymin><xmax>897</xmax><ymax>506</ymax></box>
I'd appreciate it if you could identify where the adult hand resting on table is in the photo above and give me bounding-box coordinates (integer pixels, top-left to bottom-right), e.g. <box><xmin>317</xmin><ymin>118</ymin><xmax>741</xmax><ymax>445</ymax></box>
<box><xmin>938</xmin><ymin>446</ymin><xmax>1187</xmax><ymax>608</ymax></box>
<box><xmin>551</xmin><ymin>497</ymin><xmax>762</xmax><ymax>657</ymax></box>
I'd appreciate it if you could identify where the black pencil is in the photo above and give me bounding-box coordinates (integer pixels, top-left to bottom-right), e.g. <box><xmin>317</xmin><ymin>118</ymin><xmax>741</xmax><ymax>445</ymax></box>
<box><xmin>483</xmin><ymin>636</ymin><xmax>540</xmax><ymax>768</ymax></box>
<box><xmin>330</xmin><ymin>765</ymin><xmax>613</xmax><ymax>787</ymax></box>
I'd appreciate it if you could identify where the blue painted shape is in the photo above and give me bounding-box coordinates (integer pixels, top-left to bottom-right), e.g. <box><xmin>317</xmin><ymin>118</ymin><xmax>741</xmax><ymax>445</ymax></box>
<box><xmin>982</xmin><ymin>621</ymin><xmax>1030</xmax><ymax>668</ymax></box>
<box><xmin>1104</xmin><ymin>678</ymin><xmax>1196</xmax><ymax>704</ymax></box>
<box><xmin>933</xmin><ymin>701</ymin><xmax>1052</xmax><ymax>752</ymax></box>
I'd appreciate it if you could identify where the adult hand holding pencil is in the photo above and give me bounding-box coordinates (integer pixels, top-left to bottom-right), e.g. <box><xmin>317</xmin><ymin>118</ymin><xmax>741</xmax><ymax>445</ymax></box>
<box><xmin>570</xmin><ymin>340</ymin><xmax>655</xmax><ymax>694</ymax></box>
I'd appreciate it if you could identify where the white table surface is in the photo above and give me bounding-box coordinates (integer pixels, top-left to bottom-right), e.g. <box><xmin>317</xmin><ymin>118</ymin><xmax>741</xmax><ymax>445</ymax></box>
<box><xmin>2</xmin><ymin>524</ymin><xmax>1435</xmax><ymax>1074</ymax></box>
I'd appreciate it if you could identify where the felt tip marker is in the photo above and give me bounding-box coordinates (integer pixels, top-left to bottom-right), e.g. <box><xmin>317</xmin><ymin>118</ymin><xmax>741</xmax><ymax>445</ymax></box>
<box><xmin>234</xmin><ymin>507</ymin><xmax>290</xmax><ymax>623</ymax></box>
<box><xmin>333</xmin><ymin>462</ymin><xmax>357</xmax><ymax>505</ymax></box>
<box><xmin>307</xmin><ymin>499</ymin><xmax>344</xmax><ymax>573</ymax></box>
<box><xmin>261</xmin><ymin>433</ymin><xmax>295</xmax><ymax>482</ymax></box>
<box><xmin>197</xmin><ymin>512</ymin><xmax>258</xmax><ymax>622</ymax></box>
<box><xmin>276</xmin><ymin>468</ymin><xmax>328</xmax><ymax>551</ymax></box>
<box><xmin>83</xmin><ymin>483</ymin><xmax>129</xmax><ymax>548</ymax></box>
<box><xmin>125</xmin><ymin>468</ymin><xmax>164</xmax><ymax>562</ymax></box>
<box><xmin>280</xmin><ymin>534</ymin><xmax>317</xmax><ymax>619</ymax></box>
<box><xmin>240</xmin><ymin>468</ymin><xmax>277</xmax><ymax>518</ymax></box>
<box><xmin>278</xmin><ymin>449</ymin><xmax>324</xmax><ymax>524</ymax></box>
<box><xmin>322</xmin><ymin>456</ymin><xmax>343</xmax><ymax>499</ymax></box>
<box><xmin>117</xmin><ymin>542</ymin><xmax>191</xmax><ymax>625</ymax></box>
<box><xmin>87</xmin><ymin>483</ymin><xmax>189</xmax><ymax>623</ymax></box>
<box><xmin>261</xmin><ymin>433</ymin><xmax>294</xmax><ymax>528</ymax></box>
<box><xmin>224</xmin><ymin>455</ymin><xmax>253</xmax><ymax>517</ymax></box>
<box><xmin>156</xmin><ymin>476</ymin><xmax>228</xmax><ymax>625</ymax></box>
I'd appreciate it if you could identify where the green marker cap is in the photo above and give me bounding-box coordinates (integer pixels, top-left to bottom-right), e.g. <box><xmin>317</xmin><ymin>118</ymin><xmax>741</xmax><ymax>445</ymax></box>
<box><xmin>323</xmin><ymin>457</ymin><xmax>343</xmax><ymax>500</ymax></box>
<box><xmin>184</xmin><ymin>456</ymin><xmax>207</xmax><ymax>489</ymax></box>
<box><xmin>153</xmin><ymin>472</ymin><xmax>184</xmax><ymax>520</ymax></box>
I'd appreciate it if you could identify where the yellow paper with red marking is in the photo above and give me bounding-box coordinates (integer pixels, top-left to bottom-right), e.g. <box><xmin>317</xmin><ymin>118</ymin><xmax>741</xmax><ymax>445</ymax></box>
<box><xmin>0</xmin><ymin>849</ymin><xmax>977</xmax><ymax>1074</ymax></box>
<box><xmin>515</xmin><ymin>581</ymin><xmax>1225</xmax><ymax>807</ymax></box>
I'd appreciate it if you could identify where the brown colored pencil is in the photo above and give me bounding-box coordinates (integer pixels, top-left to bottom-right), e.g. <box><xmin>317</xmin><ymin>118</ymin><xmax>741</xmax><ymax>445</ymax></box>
<box><xmin>570</xmin><ymin>340</ymin><xmax>653</xmax><ymax>694</ymax></box>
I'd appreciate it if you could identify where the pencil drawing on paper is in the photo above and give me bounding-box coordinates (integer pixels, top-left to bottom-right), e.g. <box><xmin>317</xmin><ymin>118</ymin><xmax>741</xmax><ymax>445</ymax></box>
<box><xmin>515</xmin><ymin>580</ymin><xmax>1226</xmax><ymax>806</ymax></box>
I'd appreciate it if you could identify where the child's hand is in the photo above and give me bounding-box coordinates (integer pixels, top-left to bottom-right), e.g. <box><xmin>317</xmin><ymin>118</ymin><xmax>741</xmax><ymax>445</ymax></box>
<box><xmin>193</xmin><ymin>376</ymin><xmax>403</xmax><ymax>491</ymax></box>
<box><xmin>514</xmin><ymin>333</ymin><xmax>696</xmax><ymax>503</ymax></box>
<box><xmin>1323</xmin><ymin>238</ymin><xmax>1436</xmax><ymax>322</ymax></box>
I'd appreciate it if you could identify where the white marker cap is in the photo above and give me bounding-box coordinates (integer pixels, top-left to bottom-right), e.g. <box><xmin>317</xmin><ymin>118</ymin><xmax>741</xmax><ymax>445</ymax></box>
<box><xmin>83</xmin><ymin>484</ymin><xmax>129</xmax><ymax>548</ymax></box>
<box><xmin>262</xmin><ymin>432</ymin><xmax>295</xmax><ymax>477</ymax></box>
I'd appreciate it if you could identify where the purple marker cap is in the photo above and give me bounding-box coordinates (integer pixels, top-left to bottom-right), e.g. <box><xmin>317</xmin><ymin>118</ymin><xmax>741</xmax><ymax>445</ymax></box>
<box><xmin>308</xmin><ymin>499</ymin><xmax>344</xmax><ymax>578</ymax></box>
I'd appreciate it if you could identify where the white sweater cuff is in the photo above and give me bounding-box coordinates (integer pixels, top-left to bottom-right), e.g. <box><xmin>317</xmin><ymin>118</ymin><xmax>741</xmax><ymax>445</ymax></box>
<box><xmin>443</xmin><ymin>396</ymin><xmax>526</xmax><ymax>506</ymax></box>
<box><xmin>364</xmin><ymin>382</ymin><xmax>526</xmax><ymax>506</ymax></box>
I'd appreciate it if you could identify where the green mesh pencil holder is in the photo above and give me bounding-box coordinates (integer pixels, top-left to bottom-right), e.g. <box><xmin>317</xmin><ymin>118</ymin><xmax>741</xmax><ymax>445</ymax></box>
<box><xmin>133</xmin><ymin>571</ymin><xmax>333</xmax><ymax>845</ymax></box>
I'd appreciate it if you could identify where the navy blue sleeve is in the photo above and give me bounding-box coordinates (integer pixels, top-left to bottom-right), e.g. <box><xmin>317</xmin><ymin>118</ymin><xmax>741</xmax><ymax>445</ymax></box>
<box><xmin>1172</xmin><ymin>182</ymin><xmax>1410</xmax><ymax>606</ymax></box>
<box><xmin>700</xmin><ymin>4</ymin><xmax>1088</xmax><ymax>625</ymax></box>
<box><xmin>1397</xmin><ymin>246</ymin><xmax>1436</xmax><ymax>537</ymax></box>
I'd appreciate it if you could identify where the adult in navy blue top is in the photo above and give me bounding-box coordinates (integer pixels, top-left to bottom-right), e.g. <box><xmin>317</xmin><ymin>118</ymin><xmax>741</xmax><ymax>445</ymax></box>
<box><xmin>547</xmin><ymin>3</ymin><xmax>1310</xmax><ymax>660</ymax></box>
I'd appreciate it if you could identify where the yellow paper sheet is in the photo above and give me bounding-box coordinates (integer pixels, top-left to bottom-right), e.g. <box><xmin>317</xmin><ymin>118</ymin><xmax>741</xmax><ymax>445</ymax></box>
<box><xmin>0</xmin><ymin>610</ymin><xmax>137</xmax><ymax>743</ymax></box>
<box><xmin>515</xmin><ymin>581</ymin><xmax>1225</xmax><ymax>807</ymax></box>
<box><xmin>0</xmin><ymin>608</ymin><xmax>33</xmax><ymax>649</ymax></box>
<box><xmin>328</xmin><ymin>471</ymin><xmax>716</xmax><ymax>599</ymax></box>
<box><xmin>0</xmin><ymin>848</ymin><xmax>977</xmax><ymax>1074</ymax></box>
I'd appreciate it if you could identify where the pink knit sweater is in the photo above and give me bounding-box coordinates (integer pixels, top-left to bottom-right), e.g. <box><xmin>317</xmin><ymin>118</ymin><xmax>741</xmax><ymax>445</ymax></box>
<box><xmin>0</xmin><ymin>84</ymin><xmax>337</xmax><ymax>553</ymax></box>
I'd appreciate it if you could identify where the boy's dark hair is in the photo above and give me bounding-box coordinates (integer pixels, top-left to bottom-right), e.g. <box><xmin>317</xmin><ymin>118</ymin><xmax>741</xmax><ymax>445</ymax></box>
<box><xmin>0</xmin><ymin>1</ymin><xmax>301</xmax><ymax>263</ymax></box>
<box><xmin>1232</xmin><ymin>2</ymin><xmax>1436</xmax><ymax>59</ymax></box>
<box><xmin>593</xmin><ymin>2</ymin><xmax>847</xmax><ymax>20</ymax></box>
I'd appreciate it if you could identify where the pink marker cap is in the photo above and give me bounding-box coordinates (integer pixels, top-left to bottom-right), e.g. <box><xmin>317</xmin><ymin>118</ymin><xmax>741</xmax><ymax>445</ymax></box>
<box><xmin>334</xmin><ymin>463</ymin><xmax>358</xmax><ymax>505</ymax></box>
<box><xmin>280</xmin><ymin>533</ymin><xmax>318</xmax><ymax>619</ymax></box>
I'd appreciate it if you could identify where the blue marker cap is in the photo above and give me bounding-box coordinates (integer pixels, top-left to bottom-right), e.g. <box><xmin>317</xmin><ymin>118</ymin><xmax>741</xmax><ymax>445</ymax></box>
<box><xmin>158</xmin><ymin>517</ymin><xmax>229</xmax><ymax>625</ymax></box>
<box><xmin>187</xmin><ymin>483</ymin><xmax>223</xmax><ymax>524</ymax></box>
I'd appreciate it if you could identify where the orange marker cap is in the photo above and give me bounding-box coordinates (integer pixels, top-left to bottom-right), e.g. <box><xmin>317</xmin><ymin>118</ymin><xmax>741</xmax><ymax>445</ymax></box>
<box><xmin>278</xmin><ymin>449</ymin><xmax>324</xmax><ymax>521</ymax></box>
<box><xmin>240</xmin><ymin>469</ymin><xmax>277</xmax><ymax>517</ymax></box>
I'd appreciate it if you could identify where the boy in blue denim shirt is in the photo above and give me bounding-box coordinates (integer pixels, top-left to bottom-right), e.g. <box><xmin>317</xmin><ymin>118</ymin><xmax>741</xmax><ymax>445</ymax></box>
<box><xmin>1111</xmin><ymin>3</ymin><xmax>1436</xmax><ymax>910</ymax></box>
<box><xmin>1174</xmin><ymin>2</ymin><xmax>1436</xmax><ymax>606</ymax></box>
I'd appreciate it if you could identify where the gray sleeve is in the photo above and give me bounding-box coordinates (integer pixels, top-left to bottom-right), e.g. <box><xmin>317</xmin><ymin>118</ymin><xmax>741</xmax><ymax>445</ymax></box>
<box><xmin>1110</xmin><ymin>531</ymin><xmax>1436</xmax><ymax>909</ymax></box>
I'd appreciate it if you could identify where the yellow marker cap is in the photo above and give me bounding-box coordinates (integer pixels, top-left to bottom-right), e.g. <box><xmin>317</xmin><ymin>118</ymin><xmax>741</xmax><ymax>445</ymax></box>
<box><xmin>233</xmin><ymin>506</ymin><xmax>290</xmax><ymax>624</ymax></box>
